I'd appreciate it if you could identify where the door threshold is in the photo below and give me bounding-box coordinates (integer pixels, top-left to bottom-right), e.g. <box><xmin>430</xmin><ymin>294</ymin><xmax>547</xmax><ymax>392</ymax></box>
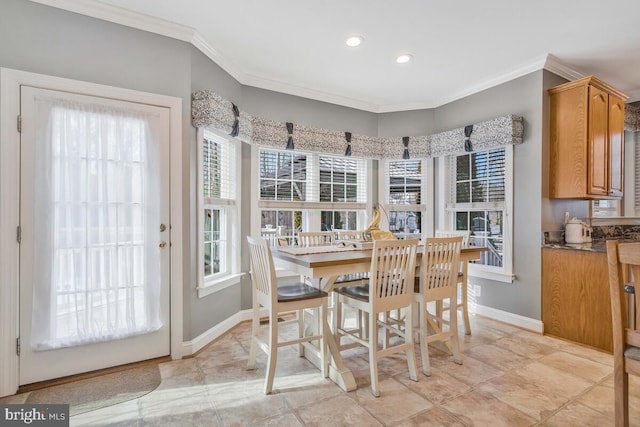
<box><xmin>17</xmin><ymin>355</ymin><xmax>171</xmax><ymax>394</ymax></box>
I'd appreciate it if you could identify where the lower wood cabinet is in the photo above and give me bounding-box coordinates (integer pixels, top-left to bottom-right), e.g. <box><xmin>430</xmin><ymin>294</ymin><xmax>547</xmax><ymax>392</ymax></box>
<box><xmin>542</xmin><ymin>248</ymin><xmax>612</xmax><ymax>353</ymax></box>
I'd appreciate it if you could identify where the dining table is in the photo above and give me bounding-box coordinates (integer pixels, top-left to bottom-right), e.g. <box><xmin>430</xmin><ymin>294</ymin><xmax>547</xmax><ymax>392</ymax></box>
<box><xmin>271</xmin><ymin>243</ymin><xmax>486</xmax><ymax>392</ymax></box>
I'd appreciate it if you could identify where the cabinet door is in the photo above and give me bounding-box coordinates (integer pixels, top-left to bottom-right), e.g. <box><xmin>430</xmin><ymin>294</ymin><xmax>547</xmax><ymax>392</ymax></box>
<box><xmin>608</xmin><ymin>95</ymin><xmax>625</xmax><ymax>197</ymax></box>
<box><xmin>542</xmin><ymin>248</ymin><xmax>613</xmax><ymax>352</ymax></box>
<box><xmin>588</xmin><ymin>85</ymin><xmax>609</xmax><ymax>196</ymax></box>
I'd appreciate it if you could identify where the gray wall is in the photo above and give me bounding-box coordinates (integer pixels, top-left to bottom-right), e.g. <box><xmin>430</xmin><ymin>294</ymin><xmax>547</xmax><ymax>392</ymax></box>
<box><xmin>2</xmin><ymin>0</ymin><xmax>556</xmax><ymax>340</ymax></box>
<box><xmin>427</xmin><ymin>71</ymin><xmax>545</xmax><ymax>320</ymax></box>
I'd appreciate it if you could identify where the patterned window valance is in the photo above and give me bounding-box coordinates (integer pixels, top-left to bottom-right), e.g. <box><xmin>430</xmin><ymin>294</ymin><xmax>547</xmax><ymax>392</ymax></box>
<box><xmin>191</xmin><ymin>90</ymin><xmax>524</xmax><ymax>158</ymax></box>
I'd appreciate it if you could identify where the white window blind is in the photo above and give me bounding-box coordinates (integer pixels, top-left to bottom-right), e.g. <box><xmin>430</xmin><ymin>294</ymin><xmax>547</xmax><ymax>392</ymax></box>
<box><xmin>204</xmin><ymin>133</ymin><xmax>236</xmax><ymax>203</ymax></box>
<box><xmin>259</xmin><ymin>149</ymin><xmax>367</xmax><ymax>209</ymax></box>
<box><xmin>200</xmin><ymin>130</ymin><xmax>237</xmax><ymax>284</ymax></box>
<box><xmin>386</xmin><ymin>159</ymin><xmax>422</xmax><ymax>205</ymax></box>
<box><xmin>447</xmin><ymin>147</ymin><xmax>512</xmax><ymax>277</ymax></box>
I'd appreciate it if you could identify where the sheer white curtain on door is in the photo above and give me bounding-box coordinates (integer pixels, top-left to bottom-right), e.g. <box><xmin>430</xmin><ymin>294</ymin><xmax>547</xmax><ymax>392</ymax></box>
<box><xmin>31</xmin><ymin>96</ymin><xmax>162</xmax><ymax>350</ymax></box>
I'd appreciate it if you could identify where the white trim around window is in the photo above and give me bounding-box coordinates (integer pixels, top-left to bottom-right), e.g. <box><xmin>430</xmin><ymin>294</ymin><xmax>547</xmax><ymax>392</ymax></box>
<box><xmin>437</xmin><ymin>145</ymin><xmax>514</xmax><ymax>283</ymax></box>
<box><xmin>378</xmin><ymin>158</ymin><xmax>434</xmax><ymax>240</ymax></box>
<box><xmin>196</xmin><ymin>128</ymin><xmax>243</xmax><ymax>298</ymax></box>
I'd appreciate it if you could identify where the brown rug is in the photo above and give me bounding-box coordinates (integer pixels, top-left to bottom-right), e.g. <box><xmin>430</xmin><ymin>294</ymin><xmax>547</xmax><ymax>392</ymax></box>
<box><xmin>26</xmin><ymin>364</ymin><xmax>161</xmax><ymax>416</ymax></box>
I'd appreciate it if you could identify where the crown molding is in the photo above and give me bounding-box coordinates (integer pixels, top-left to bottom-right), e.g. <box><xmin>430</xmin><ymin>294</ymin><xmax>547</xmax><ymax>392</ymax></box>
<box><xmin>30</xmin><ymin>0</ymin><xmax>195</xmax><ymax>41</ymax></box>
<box><xmin>626</xmin><ymin>89</ymin><xmax>640</xmax><ymax>103</ymax></box>
<box><xmin>543</xmin><ymin>53</ymin><xmax>586</xmax><ymax>81</ymax></box>
<box><xmin>239</xmin><ymin>73</ymin><xmax>382</xmax><ymax>112</ymax></box>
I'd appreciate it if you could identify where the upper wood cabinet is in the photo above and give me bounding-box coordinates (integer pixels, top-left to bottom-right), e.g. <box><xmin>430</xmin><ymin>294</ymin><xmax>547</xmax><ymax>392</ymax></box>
<box><xmin>549</xmin><ymin>76</ymin><xmax>627</xmax><ymax>199</ymax></box>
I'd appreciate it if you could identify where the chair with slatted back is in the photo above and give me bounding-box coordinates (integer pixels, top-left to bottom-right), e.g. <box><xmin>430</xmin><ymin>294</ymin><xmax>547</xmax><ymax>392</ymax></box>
<box><xmin>246</xmin><ymin>236</ymin><xmax>329</xmax><ymax>394</ymax></box>
<box><xmin>334</xmin><ymin>239</ymin><xmax>419</xmax><ymax>397</ymax></box>
<box><xmin>606</xmin><ymin>239</ymin><xmax>640</xmax><ymax>426</ymax></box>
<box><xmin>435</xmin><ymin>229</ymin><xmax>472</xmax><ymax>334</ymax></box>
<box><xmin>415</xmin><ymin>236</ymin><xmax>463</xmax><ymax>376</ymax></box>
<box><xmin>297</xmin><ymin>231</ymin><xmax>335</xmax><ymax>247</ymax></box>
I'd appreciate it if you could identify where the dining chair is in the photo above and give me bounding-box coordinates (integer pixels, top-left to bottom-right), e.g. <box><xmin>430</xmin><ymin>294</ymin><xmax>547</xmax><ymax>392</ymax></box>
<box><xmin>415</xmin><ymin>236</ymin><xmax>463</xmax><ymax>376</ymax></box>
<box><xmin>334</xmin><ymin>239</ymin><xmax>419</xmax><ymax>397</ymax></box>
<box><xmin>297</xmin><ymin>231</ymin><xmax>335</xmax><ymax>247</ymax></box>
<box><xmin>435</xmin><ymin>229</ymin><xmax>472</xmax><ymax>334</ymax></box>
<box><xmin>246</xmin><ymin>236</ymin><xmax>329</xmax><ymax>394</ymax></box>
<box><xmin>606</xmin><ymin>239</ymin><xmax>640</xmax><ymax>426</ymax></box>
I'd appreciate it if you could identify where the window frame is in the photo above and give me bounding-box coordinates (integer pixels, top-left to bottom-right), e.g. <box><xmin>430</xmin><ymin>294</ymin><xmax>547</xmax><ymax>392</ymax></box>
<box><xmin>252</xmin><ymin>146</ymin><xmax>371</xmax><ymax>239</ymax></box>
<box><xmin>438</xmin><ymin>145</ymin><xmax>514</xmax><ymax>283</ymax></box>
<box><xmin>379</xmin><ymin>158</ymin><xmax>434</xmax><ymax>240</ymax></box>
<box><xmin>196</xmin><ymin>128</ymin><xmax>243</xmax><ymax>298</ymax></box>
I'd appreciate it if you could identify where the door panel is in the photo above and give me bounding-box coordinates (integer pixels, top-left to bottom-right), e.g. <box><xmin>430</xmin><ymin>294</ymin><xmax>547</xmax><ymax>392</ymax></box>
<box><xmin>19</xmin><ymin>86</ymin><xmax>171</xmax><ymax>385</ymax></box>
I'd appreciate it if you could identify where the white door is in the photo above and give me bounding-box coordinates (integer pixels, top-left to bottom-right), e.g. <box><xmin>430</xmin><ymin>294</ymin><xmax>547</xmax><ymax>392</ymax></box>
<box><xmin>19</xmin><ymin>86</ymin><xmax>171</xmax><ymax>385</ymax></box>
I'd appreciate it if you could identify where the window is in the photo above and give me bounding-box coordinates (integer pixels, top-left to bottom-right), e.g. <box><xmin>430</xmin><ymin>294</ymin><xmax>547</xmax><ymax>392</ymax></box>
<box><xmin>198</xmin><ymin>129</ymin><xmax>241</xmax><ymax>296</ymax></box>
<box><xmin>255</xmin><ymin>148</ymin><xmax>368</xmax><ymax>241</ymax></box>
<box><xmin>442</xmin><ymin>146</ymin><xmax>513</xmax><ymax>282</ymax></box>
<box><xmin>383</xmin><ymin>159</ymin><xmax>428</xmax><ymax>238</ymax></box>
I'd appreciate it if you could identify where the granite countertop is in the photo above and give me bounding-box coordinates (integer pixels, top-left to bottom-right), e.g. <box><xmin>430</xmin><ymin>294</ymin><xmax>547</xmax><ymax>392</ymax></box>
<box><xmin>541</xmin><ymin>241</ymin><xmax>607</xmax><ymax>253</ymax></box>
<box><xmin>541</xmin><ymin>239</ymin><xmax>640</xmax><ymax>253</ymax></box>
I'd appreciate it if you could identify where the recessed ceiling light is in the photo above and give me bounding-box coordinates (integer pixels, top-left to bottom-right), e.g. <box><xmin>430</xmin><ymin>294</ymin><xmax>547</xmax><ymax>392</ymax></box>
<box><xmin>346</xmin><ymin>36</ymin><xmax>363</xmax><ymax>47</ymax></box>
<box><xmin>396</xmin><ymin>54</ymin><xmax>413</xmax><ymax>64</ymax></box>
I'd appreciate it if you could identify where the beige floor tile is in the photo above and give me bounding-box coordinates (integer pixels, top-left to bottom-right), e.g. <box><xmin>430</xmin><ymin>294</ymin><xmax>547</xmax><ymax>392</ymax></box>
<box><xmin>250</xmin><ymin>413</ymin><xmax>303</xmax><ymax>427</ymax></box>
<box><xmin>354</xmin><ymin>377</ymin><xmax>432</xmax><ymax>424</ymax></box>
<box><xmin>394</xmin><ymin>406</ymin><xmax>469</xmax><ymax>426</ymax></box>
<box><xmin>428</xmin><ymin>354</ymin><xmax>504</xmax><ymax>386</ymax></box>
<box><xmin>576</xmin><ymin>383</ymin><xmax>640</xmax><ymax>422</ymax></box>
<box><xmin>462</xmin><ymin>342</ymin><xmax>528</xmax><ymax>371</ymax></box>
<box><xmin>442</xmin><ymin>389</ymin><xmax>536</xmax><ymax>427</ymax></box>
<box><xmin>70</xmin><ymin>398</ymin><xmax>141</xmax><ymax>426</ymax></box>
<box><xmin>536</xmin><ymin>351</ymin><xmax>611</xmax><ymax>383</ymax></box>
<box><xmin>477</xmin><ymin>369</ymin><xmax>575</xmax><ymax>421</ymax></box>
<box><xmin>539</xmin><ymin>402</ymin><xmax>615</xmax><ymax>427</ymax></box>
<box><xmin>507</xmin><ymin>359</ymin><xmax>594</xmax><ymax>399</ymax></box>
<box><xmin>493</xmin><ymin>334</ymin><xmax>557</xmax><ymax>359</ymax></box>
<box><xmin>395</xmin><ymin>369</ymin><xmax>472</xmax><ymax>405</ymax></box>
<box><xmin>297</xmin><ymin>394</ymin><xmax>383</xmax><ymax>426</ymax></box>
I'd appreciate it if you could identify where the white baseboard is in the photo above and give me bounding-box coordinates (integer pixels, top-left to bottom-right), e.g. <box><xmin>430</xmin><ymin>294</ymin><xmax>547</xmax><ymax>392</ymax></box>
<box><xmin>182</xmin><ymin>308</ymin><xmax>267</xmax><ymax>356</ymax></box>
<box><xmin>183</xmin><ymin>304</ymin><xmax>544</xmax><ymax>356</ymax></box>
<box><xmin>473</xmin><ymin>304</ymin><xmax>543</xmax><ymax>333</ymax></box>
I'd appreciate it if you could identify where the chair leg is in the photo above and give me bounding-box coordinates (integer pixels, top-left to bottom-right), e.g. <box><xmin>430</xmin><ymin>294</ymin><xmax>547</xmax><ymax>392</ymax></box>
<box><xmin>247</xmin><ymin>304</ymin><xmax>260</xmax><ymax>370</ymax></box>
<box><xmin>264</xmin><ymin>312</ymin><xmax>279</xmax><ymax>394</ymax></box>
<box><xmin>613</xmin><ymin>366</ymin><xmax>629</xmax><ymax>427</ymax></box>
<box><xmin>405</xmin><ymin>305</ymin><xmax>418</xmax><ymax>382</ymax></box>
<box><xmin>461</xmin><ymin>280</ymin><xmax>471</xmax><ymax>335</ymax></box>
<box><xmin>418</xmin><ymin>300</ymin><xmax>430</xmax><ymax>376</ymax></box>
<box><xmin>449</xmin><ymin>295</ymin><xmax>463</xmax><ymax>365</ymax></box>
<box><xmin>320</xmin><ymin>300</ymin><xmax>329</xmax><ymax>378</ymax></box>
<box><xmin>368</xmin><ymin>310</ymin><xmax>380</xmax><ymax>397</ymax></box>
<box><xmin>298</xmin><ymin>309</ymin><xmax>305</xmax><ymax>357</ymax></box>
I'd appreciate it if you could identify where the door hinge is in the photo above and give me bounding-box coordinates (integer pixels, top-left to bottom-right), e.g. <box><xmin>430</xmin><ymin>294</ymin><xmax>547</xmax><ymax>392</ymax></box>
<box><xmin>17</xmin><ymin>115</ymin><xmax>22</xmax><ymax>133</ymax></box>
<box><xmin>16</xmin><ymin>337</ymin><xmax>20</xmax><ymax>356</ymax></box>
<box><xmin>17</xmin><ymin>226</ymin><xmax>21</xmax><ymax>244</ymax></box>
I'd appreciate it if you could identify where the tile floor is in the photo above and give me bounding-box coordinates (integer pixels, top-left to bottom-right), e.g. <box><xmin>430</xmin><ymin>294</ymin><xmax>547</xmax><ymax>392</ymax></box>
<box><xmin>3</xmin><ymin>313</ymin><xmax>640</xmax><ymax>426</ymax></box>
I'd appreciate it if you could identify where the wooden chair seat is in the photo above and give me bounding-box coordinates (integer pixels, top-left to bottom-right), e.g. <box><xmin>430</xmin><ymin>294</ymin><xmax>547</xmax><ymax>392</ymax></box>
<box><xmin>277</xmin><ymin>282</ymin><xmax>328</xmax><ymax>302</ymax></box>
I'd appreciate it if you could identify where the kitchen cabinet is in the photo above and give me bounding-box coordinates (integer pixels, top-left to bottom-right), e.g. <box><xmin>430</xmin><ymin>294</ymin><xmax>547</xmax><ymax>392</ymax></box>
<box><xmin>542</xmin><ymin>248</ymin><xmax>612</xmax><ymax>352</ymax></box>
<box><xmin>549</xmin><ymin>76</ymin><xmax>627</xmax><ymax>199</ymax></box>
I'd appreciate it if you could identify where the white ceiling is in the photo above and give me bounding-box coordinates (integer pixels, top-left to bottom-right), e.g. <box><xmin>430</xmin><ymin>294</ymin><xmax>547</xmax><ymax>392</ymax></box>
<box><xmin>33</xmin><ymin>0</ymin><xmax>640</xmax><ymax>112</ymax></box>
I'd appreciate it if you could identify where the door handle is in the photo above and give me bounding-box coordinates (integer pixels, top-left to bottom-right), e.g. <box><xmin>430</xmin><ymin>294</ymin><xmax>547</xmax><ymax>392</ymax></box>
<box><xmin>159</xmin><ymin>241</ymin><xmax>167</xmax><ymax>248</ymax></box>
<box><xmin>160</xmin><ymin>224</ymin><xmax>167</xmax><ymax>232</ymax></box>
